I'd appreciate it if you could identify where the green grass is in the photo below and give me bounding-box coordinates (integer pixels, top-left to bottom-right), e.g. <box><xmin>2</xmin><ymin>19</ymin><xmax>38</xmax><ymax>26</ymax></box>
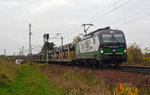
<box><xmin>0</xmin><ymin>65</ymin><xmax>64</xmax><ymax>95</ymax></box>
<box><xmin>0</xmin><ymin>57</ymin><xmax>20</xmax><ymax>87</ymax></box>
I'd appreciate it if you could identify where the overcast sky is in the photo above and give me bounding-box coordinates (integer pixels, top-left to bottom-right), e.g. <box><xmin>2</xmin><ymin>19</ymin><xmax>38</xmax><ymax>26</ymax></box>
<box><xmin>0</xmin><ymin>0</ymin><xmax>150</xmax><ymax>55</ymax></box>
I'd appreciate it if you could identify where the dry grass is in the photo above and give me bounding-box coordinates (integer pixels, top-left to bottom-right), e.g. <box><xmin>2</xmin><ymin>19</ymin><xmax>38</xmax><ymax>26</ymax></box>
<box><xmin>32</xmin><ymin>63</ymin><xmax>150</xmax><ymax>95</ymax></box>
<box><xmin>34</xmin><ymin>64</ymin><xmax>114</xmax><ymax>95</ymax></box>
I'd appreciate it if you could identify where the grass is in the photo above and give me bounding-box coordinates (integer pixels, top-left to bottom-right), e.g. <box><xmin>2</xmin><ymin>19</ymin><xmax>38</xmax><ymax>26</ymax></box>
<box><xmin>35</xmin><ymin>64</ymin><xmax>150</xmax><ymax>95</ymax></box>
<box><xmin>35</xmin><ymin>64</ymin><xmax>112</xmax><ymax>95</ymax></box>
<box><xmin>0</xmin><ymin>57</ymin><xmax>65</xmax><ymax>95</ymax></box>
<box><xmin>1</xmin><ymin>56</ymin><xmax>149</xmax><ymax>95</ymax></box>
<box><xmin>0</xmin><ymin>57</ymin><xmax>20</xmax><ymax>87</ymax></box>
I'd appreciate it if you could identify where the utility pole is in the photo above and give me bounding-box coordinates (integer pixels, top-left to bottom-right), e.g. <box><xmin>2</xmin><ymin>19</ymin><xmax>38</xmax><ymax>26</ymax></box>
<box><xmin>82</xmin><ymin>24</ymin><xmax>94</xmax><ymax>35</ymax></box>
<box><xmin>22</xmin><ymin>46</ymin><xmax>24</xmax><ymax>56</ymax></box>
<box><xmin>19</xmin><ymin>48</ymin><xmax>22</xmax><ymax>56</ymax></box>
<box><xmin>61</xmin><ymin>36</ymin><xmax>64</xmax><ymax>47</ymax></box>
<box><xmin>29</xmin><ymin>23</ymin><xmax>32</xmax><ymax>61</ymax></box>
<box><xmin>13</xmin><ymin>52</ymin><xmax>15</xmax><ymax>56</ymax></box>
<box><xmin>45</xmin><ymin>34</ymin><xmax>49</xmax><ymax>64</ymax></box>
<box><xmin>43</xmin><ymin>34</ymin><xmax>46</xmax><ymax>45</ymax></box>
<box><xmin>61</xmin><ymin>36</ymin><xmax>64</xmax><ymax>60</ymax></box>
<box><xmin>29</xmin><ymin>24</ymin><xmax>32</xmax><ymax>55</ymax></box>
<box><xmin>4</xmin><ymin>49</ymin><xmax>6</xmax><ymax>56</ymax></box>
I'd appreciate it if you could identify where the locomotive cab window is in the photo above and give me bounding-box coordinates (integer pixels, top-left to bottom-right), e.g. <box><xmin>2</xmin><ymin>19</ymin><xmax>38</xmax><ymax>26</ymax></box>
<box><xmin>102</xmin><ymin>33</ymin><xmax>125</xmax><ymax>43</ymax></box>
<box><xmin>114</xmin><ymin>34</ymin><xmax>124</xmax><ymax>42</ymax></box>
<box><xmin>102</xmin><ymin>34</ymin><xmax>112</xmax><ymax>42</ymax></box>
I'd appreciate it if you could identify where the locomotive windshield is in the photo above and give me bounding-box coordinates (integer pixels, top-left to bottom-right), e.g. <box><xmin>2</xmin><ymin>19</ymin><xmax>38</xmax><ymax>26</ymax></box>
<box><xmin>102</xmin><ymin>34</ymin><xmax>112</xmax><ymax>42</ymax></box>
<box><xmin>114</xmin><ymin>34</ymin><xmax>124</xmax><ymax>42</ymax></box>
<box><xmin>102</xmin><ymin>33</ymin><xmax>125</xmax><ymax>43</ymax></box>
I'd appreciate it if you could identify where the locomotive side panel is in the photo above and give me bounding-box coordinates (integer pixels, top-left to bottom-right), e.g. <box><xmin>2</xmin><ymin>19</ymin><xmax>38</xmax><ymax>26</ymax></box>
<box><xmin>75</xmin><ymin>36</ymin><xmax>102</xmax><ymax>61</ymax></box>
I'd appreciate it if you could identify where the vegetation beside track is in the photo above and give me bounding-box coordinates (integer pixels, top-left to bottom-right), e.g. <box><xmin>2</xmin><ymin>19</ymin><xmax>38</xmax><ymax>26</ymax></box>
<box><xmin>0</xmin><ymin>57</ymin><xmax>65</xmax><ymax>95</ymax></box>
<box><xmin>1</xmin><ymin>45</ymin><xmax>150</xmax><ymax>95</ymax></box>
<box><xmin>0</xmin><ymin>57</ymin><xmax>20</xmax><ymax>88</ymax></box>
<box><xmin>34</xmin><ymin>63</ymin><xmax>150</xmax><ymax>95</ymax></box>
<box><xmin>124</xmin><ymin>42</ymin><xmax>150</xmax><ymax>66</ymax></box>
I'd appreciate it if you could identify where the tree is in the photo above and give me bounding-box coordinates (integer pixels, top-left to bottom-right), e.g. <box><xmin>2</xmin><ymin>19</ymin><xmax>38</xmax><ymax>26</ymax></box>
<box><xmin>127</xmin><ymin>42</ymin><xmax>144</xmax><ymax>63</ymax></box>
<box><xmin>41</xmin><ymin>42</ymin><xmax>55</xmax><ymax>60</ymax></box>
<box><xmin>72</xmin><ymin>36</ymin><xmax>81</xmax><ymax>45</ymax></box>
<box><xmin>144</xmin><ymin>46</ymin><xmax>150</xmax><ymax>57</ymax></box>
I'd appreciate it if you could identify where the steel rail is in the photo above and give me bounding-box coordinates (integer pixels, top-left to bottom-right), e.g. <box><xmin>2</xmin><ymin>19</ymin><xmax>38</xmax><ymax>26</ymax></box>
<box><xmin>29</xmin><ymin>59</ymin><xmax>150</xmax><ymax>75</ymax></box>
<box><xmin>117</xmin><ymin>65</ymin><xmax>150</xmax><ymax>74</ymax></box>
<box><xmin>47</xmin><ymin>62</ymin><xmax>150</xmax><ymax>75</ymax></box>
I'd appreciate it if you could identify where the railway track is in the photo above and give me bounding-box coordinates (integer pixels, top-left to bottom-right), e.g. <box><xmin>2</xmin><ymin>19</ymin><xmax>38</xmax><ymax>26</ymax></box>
<box><xmin>48</xmin><ymin>62</ymin><xmax>150</xmax><ymax>75</ymax></box>
<box><xmin>118</xmin><ymin>65</ymin><xmax>150</xmax><ymax>74</ymax></box>
<box><xmin>88</xmin><ymin>65</ymin><xmax>150</xmax><ymax>75</ymax></box>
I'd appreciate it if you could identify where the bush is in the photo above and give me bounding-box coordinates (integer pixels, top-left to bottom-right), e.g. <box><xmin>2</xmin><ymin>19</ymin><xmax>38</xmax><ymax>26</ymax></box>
<box><xmin>144</xmin><ymin>57</ymin><xmax>150</xmax><ymax>63</ymax></box>
<box><xmin>0</xmin><ymin>73</ymin><xmax>10</xmax><ymax>87</ymax></box>
<box><xmin>143</xmin><ymin>47</ymin><xmax>150</xmax><ymax>63</ymax></box>
<box><xmin>113</xmin><ymin>83</ymin><xmax>139</xmax><ymax>95</ymax></box>
<box><xmin>144</xmin><ymin>47</ymin><xmax>150</xmax><ymax>57</ymax></box>
<box><xmin>127</xmin><ymin>42</ymin><xmax>144</xmax><ymax>63</ymax></box>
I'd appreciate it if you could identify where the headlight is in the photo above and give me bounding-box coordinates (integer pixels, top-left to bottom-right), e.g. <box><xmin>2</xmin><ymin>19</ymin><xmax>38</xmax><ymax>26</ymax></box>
<box><xmin>124</xmin><ymin>49</ymin><xmax>127</xmax><ymax>53</ymax></box>
<box><xmin>100</xmin><ymin>50</ymin><xmax>104</xmax><ymax>53</ymax></box>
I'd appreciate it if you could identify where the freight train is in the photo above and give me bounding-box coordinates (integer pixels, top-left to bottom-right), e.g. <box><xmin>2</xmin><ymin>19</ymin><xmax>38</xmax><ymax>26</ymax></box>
<box><xmin>30</xmin><ymin>27</ymin><xmax>127</xmax><ymax>67</ymax></box>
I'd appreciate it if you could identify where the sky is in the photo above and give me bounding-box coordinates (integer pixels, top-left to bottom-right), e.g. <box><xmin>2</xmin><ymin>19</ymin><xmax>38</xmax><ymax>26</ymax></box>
<box><xmin>0</xmin><ymin>0</ymin><xmax>150</xmax><ymax>55</ymax></box>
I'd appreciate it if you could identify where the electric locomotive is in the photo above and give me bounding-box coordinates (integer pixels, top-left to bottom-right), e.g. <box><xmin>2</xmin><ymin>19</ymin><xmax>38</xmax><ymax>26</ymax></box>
<box><xmin>75</xmin><ymin>27</ymin><xmax>127</xmax><ymax>67</ymax></box>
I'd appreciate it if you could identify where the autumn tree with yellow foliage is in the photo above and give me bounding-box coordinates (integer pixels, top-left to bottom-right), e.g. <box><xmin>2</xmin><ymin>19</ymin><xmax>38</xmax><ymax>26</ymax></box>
<box><xmin>72</xmin><ymin>35</ymin><xmax>81</xmax><ymax>45</ymax></box>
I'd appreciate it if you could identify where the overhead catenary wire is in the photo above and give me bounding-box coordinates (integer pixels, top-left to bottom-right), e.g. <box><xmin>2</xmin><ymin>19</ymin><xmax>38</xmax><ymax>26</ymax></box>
<box><xmin>85</xmin><ymin>0</ymin><xmax>121</xmax><ymax>23</ymax></box>
<box><xmin>40</xmin><ymin>0</ymin><xmax>129</xmax><ymax>45</ymax></box>
<box><xmin>114</xmin><ymin>13</ymin><xmax>150</xmax><ymax>27</ymax></box>
<box><xmin>64</xmin><ymin>0</ymin><xmax>134</xmax><ymax>41</ymax></box>
<box><xmin>63</xmin><ymin>0</ymin><xmax>122</xmax><ymax>38</ymax></box>
<box><xmin>89</xmin><ymin>0</ymin><xmax>134</xmax><ymax>23</ymax></box>
<box><xmin>124</xmin><ymin>8</ymin><xmax>150</xmax><ymax>20</ymax></box>
<box><xmin>107</xmin><ymin>7</ymin><xmax>150</xmax><ymax>27</ymax></box>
